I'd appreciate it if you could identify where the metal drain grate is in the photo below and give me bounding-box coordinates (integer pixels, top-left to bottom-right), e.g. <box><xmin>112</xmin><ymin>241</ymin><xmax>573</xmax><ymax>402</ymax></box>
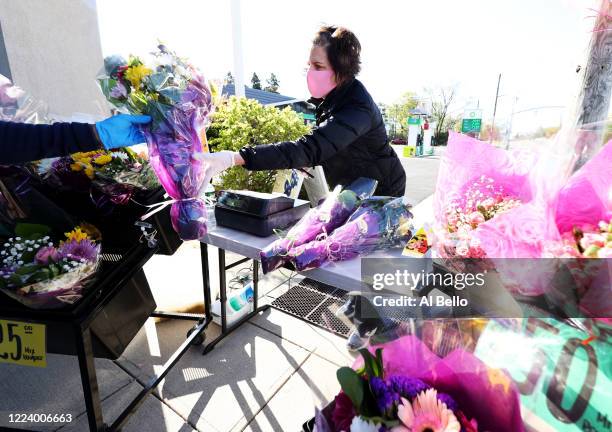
<box><xmin>271</xmin><ymin>279</ymin><xmax>351</xmax><ymax>337</ymax></box>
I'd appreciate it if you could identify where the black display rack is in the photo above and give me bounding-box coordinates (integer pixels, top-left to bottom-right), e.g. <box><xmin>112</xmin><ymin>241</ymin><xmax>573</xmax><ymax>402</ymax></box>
<box><xmin>0</xmin><ymin>241</ymin><xmax>212</xmax><ymax>432</ymax></box>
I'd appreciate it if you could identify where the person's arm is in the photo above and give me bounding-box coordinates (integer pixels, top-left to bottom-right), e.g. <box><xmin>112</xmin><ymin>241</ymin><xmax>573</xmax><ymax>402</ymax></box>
<box><xmin>0</xmin><ymin>114</ymin><xmax>151</xmax><ymax>165</ymax></box>
<box><xmin>0</xmin><ymin>121</ymin><xmax>102</xmax><ymax>165</ymax></box>
<box><xmin>238</xmin><ymin>103</ymin><xmax>372</xmax><ymax>170</ymax></box>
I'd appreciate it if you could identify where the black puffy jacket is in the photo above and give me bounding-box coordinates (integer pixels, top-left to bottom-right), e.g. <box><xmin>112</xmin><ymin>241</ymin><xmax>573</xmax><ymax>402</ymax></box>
<box><xmin>239</xmin><ymin>79</ymin><xmax>406</xmax><ymax>197</ymax></box>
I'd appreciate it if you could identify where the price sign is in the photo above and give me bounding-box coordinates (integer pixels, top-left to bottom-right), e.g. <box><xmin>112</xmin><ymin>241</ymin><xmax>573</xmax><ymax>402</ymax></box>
<box><xmin>0</xmin><ymin>319</ymin><xmax>46</xmax><ymax>367</ymax></box>
<box><xmin>475</xmin><ymin>319</ymin><xmax>611</xmax><ymax>431</ymax></box>
<box><xmin>461</xmin><ymin>109</ymin><xmax>482</xmax><ymax>133</ymax></box>
<box><xmin>461</xmin><ymin>118</ymin><xmax>482</xmax><ymax>133</ymax></box>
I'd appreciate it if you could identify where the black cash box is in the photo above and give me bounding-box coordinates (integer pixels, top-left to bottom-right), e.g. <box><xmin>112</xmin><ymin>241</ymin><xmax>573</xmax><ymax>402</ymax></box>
<box><xmin>215</xmin><ymin>190</ymin><xmax>310</xmax><ymax>237</ymax></box>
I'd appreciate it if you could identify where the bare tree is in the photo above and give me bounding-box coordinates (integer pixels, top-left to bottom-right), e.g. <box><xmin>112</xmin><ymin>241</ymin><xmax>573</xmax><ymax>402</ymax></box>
<box><xmin>426</xmin><ymin>86</ymin><xmax>458</xmax><ymax>138</ymax></box>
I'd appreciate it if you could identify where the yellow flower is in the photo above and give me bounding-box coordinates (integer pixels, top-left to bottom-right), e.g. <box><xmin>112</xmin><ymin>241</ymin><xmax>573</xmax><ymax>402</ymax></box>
<box><xmin>93</xmin><ymin>154</ymin><xmax>112</xmax><ymax>165</ymax></box>
<box><xmin>70</xmin><ymin>162</ymin><xmax>85</xmax><ymax>172</ymax></box>
<box><xmin>73</xmin><ymin>151</ymin><xmax>100</xmax><ymax>160</ymax></box>
<box><xmin>125</xmin><ymin>64</ymin><xmax>152</xmax><ymax>88</ymax></box>
<box><xmin>84</xmin><ymin>164</ymin><xmax>95</xmax><ymax>179</ymax></box>
<box><xmin>65</xmin><ymin>227</ymin><xmax>90</xmax><ymax>242</ymax></box>
<box><xmin>78</xmin><ymin>223</ymin><xmax>102</xmax><ymax>242</ymax></box>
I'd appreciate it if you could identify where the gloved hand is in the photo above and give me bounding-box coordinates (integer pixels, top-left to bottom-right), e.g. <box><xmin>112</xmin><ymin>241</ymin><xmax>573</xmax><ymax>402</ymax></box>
<box><xmin>95</xmin><ymin>114</ymin><xmax>151</xmax><ymax>150</ymax></box>
<box><xmin>196</xmin><ymin>150</ymin><xmax>238</xmax><ymax>192</ymax></box>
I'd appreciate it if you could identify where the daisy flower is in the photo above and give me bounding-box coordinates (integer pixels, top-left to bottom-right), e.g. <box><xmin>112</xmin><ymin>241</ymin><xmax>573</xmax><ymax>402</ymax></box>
<box><xmin>396</xmin><ymin>389</ymin><xmax>460</xmax><ymax>432</ymax></box>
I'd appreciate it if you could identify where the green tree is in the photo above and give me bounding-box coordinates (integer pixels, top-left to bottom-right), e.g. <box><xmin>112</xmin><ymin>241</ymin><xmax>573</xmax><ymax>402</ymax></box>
<box><xmin>251</xmin><ymin>73</ymin><xmax>262</xmax><ymax>90</ymax></box>
<box><xmin>386</xmin><ymin>92</ymin><xmax>419</xmax><ymax>139</ymax></box>
<box><xmin>264</xmin><ymin>73</ymin><xmax>280</xmax><ymax>93</ymax></box>
<box><xmin>225</xmin><ymin>71</ymin><xmax>234</xmax><ymax>85</ymax></box>
<box><xmin>207</xmin><ymin>97</ymin><xmax>310</xmax><ymax>192</ymax></box>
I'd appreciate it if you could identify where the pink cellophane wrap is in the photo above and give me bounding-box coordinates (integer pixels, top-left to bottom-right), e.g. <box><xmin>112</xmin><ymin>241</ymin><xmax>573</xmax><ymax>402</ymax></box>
<box><xmin>550</xmin><ymin>140</ymin><xmax>612</xmax><ymax>319</ymax></box>
<box><xmin>553</xmin><ymin>140</ymin><xmax>612</xmax><ymax>234</ymax></box>
<box><xmin>354</xmin><ymin>335</ymin><xmax>525</xmax><ymax>432</ymax></box>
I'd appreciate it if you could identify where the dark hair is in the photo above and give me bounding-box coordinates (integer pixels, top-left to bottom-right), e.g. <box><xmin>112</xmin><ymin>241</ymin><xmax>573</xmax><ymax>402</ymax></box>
<box><xmin>313</xmin><ymin>25</ymin><xmax>361</xmax><ymax>84</ymax></box>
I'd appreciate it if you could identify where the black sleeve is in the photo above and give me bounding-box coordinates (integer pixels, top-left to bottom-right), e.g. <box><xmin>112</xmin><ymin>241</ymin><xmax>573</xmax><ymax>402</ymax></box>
<box><xmin>0</xmin><ymin>121</ymin><xmax>103</xmax><ymax>165</ymax></box>
<box><xmin>239</xmin><ymin>103</ymin><xmax>372</xmax><ymax>171</ymax></box>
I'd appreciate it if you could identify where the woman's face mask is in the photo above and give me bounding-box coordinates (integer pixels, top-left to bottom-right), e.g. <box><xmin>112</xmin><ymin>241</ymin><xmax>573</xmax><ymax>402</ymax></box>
<box><xmin>306</xmin><ymin>68</ymin><xmax>336</xmax><ymax>99</ymax></box>
<box><xmin>307</xmin><ymin>46</ymin><xmax>336</xmax><ymax>99</ymax></box>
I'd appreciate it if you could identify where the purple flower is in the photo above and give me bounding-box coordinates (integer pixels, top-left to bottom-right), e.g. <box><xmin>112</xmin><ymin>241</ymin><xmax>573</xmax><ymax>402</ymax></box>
<box><xmin>387</xmin><ymin>375</ymin><xmax>431</xmax><ymax>401</ymax></box>
<box><xmin>58</xmin><ymin>240</ymin><xmax>99</xmax><ymax>263</ymax></box>
<box><xmin>110</xmin><ymin>82</ymin><xmax>127</xmax><ymax>99</ymax></box>
<box><xmin>35</xmin><ymin>246</ymin><xmax>60</xmax><ymax>264</ymax></box>
<box><xmin>370</xmin><ymin>377</ymin><xmax>399</xmax><ymax>414</ymax></box>
<box><xmin>437</xmin><ymin>392</ymin><xmax>459</xmax><ymax>412</ymax></box>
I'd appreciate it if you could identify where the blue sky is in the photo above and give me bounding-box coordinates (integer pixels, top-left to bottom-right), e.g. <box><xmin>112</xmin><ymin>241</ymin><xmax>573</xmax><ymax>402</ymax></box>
<box><xmin>97</xmin><ymin>0</ymin><xmax>598</xmax><ymax>133</ymax></box>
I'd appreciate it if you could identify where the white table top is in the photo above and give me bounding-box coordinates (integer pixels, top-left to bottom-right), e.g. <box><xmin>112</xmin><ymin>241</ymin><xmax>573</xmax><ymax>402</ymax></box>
<box><xmin>201</xmin><ymin>195</ymin><xmax>434</xmax><ymax>292</ymax></box>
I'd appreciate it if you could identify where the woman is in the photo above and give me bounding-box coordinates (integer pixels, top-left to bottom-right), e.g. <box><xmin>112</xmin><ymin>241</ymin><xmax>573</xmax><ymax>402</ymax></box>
<box><xmin>202</xmin><ymin>25</ymin><xmax>406</xmax><ymax>197</ymax></box>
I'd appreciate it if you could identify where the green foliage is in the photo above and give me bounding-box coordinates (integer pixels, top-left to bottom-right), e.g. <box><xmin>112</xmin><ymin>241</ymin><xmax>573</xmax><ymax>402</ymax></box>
<box><xmin>15</xmin><ymin>223</ymin><xmax>51</xmax><ymax>240</ymax></box>
<box><xmin>386</xmin><ymin>92</ymin><xmax>419</xmax><ymax>138</ymax></box>
<box><xmin>207</xmin><ymin>97</ymin><xmax>310</xmax><ymax>192</ymax></box>
<box><xmin>251</xmin><ymin>72</ymin><xmax>262</xmax><ymax>90</ymax></box>
<box><xmin>264</xmin><ymin>73</ymin><xmax>280</xmax><ymax>93</ymax></box>
<box><xmin>337</xmin><ymin>367</ymin><xmax>364</xmax><ymax>409</ymax></box>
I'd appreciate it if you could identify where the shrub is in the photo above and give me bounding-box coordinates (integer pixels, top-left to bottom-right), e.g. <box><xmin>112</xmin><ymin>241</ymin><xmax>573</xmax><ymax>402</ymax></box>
<box><xmin>207</xmin><ymin>97</ymin><xmax>310</xmax><ymax>192</ymax></box>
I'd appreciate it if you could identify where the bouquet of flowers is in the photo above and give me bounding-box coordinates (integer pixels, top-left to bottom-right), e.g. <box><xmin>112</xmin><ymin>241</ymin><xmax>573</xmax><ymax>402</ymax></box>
<box><xmin>292</xmin><ymin>198</ymin><xmax>413</xmax><ymax>271</ymax></box>
<box><xmin>0</xmin><ymin>224</ymin><xmax>100</xmax><ymax>309</ymax></box>
<box><xmin>32</xmin><ymin>148</ymin><xmax>159</xmax><ymax>206</ymax></box>
<box><xmin>434</xmin><ymin>132</ymin><xmax>551</xmax><ymax>259</ymax></box>
<box><xmin>541</xmin><ymin>140</ymin><xmax>612</xmax><ymax>318</ymax></box>
<box><xmin>260</xmin><ymin>178</ymin><xmax>378</xmax><ymax>274</ymax></box>
<box><xmin>98</xmin><ymin>45</ymin><xmax>214</xmax><ymax>240</ymax></box>
<box><xmin>313</xmin><ymin>335</ymin><xmax>523</xmax><ymax>432</ymax></box>
<box><xmin>0</xmin><ymin>169</ymin><xmax>102</xmax><ymax>309</ymax></box>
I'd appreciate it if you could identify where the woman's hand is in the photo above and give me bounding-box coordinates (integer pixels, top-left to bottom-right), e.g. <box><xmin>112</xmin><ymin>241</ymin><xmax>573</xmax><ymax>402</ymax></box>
<box><xmin>196</xmin><ymin>150</ymin><xmax>243</xmax><ymax>190</ymax></box>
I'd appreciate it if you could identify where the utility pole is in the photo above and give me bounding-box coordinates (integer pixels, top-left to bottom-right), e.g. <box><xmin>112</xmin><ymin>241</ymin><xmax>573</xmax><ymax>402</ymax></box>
<box><xmin>230</xmin><ymin>0</ymin><xmax>245</xmax><ymax>98</ymax></box>
<box><xmin>490</xmin><ymin>73</ymin><xmax>501</xmax><ymax>143</ymax></box>
<box><xmin>505</xmin><ymin>96</ymin><xmax>518</xmax><ymax>150</ymax></box>
<box><xmin>573</xmin><ymin>0</ymin><xmax>612</xmax><ymax>169</ymax></box>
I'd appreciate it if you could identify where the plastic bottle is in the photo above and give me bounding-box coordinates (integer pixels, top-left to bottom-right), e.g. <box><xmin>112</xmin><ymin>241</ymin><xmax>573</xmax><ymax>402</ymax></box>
<box><xmin>211</xmin><ymin>283</ymin><xmax>254</xmax><ymax>326</ymax></box>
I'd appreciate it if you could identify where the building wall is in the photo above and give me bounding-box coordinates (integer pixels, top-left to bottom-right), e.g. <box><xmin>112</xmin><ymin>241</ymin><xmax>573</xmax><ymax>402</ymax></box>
<box><xmin>0</xmin><ymin>0</ymin><xmax>108</xmax><ymax>120</ymax></box>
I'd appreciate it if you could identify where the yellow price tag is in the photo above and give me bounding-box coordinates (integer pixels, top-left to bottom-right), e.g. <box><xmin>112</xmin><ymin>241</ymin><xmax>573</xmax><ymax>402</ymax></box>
<box><xmin>0</xmin><ymin>319</ymin><xmax>46</xmax><ymax>367</ymax></box>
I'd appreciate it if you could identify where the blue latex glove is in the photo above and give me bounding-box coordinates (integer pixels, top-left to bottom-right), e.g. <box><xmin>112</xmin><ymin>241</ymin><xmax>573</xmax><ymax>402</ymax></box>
<box><xmin>95</xmin><ymin>114</ymin><xmax>151</xmax><ymax>149</ymax></box>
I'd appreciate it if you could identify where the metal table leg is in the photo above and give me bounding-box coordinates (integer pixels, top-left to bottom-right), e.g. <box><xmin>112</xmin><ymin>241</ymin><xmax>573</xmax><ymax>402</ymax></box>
<box><xmin>201</xmin><ymin>248</ymin><xmax>270</xmax><ymax>355</ymax></box>
<box><xmin>74</xmin><ymin>324</ymin><xmax>106</xmax><ymax>432</ymax></box>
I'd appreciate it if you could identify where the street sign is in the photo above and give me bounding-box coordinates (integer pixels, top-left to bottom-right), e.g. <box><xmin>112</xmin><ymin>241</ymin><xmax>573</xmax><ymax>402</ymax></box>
<box><xmin>407</xmin><ymin>116</ymin><xmax>421</xmax><ymax>125</ymax></box>
<box><xmin>462</xmin><ymin>109</ymin><xmax>482</xmax><ymax>133</ymax></box>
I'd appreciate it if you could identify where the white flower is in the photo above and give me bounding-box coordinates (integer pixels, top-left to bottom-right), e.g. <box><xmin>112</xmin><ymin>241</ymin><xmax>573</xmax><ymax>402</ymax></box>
<box><xmin>350</xmin><ymin>416</ymin><xmax>381</xmax><ymax>432</ymax></box>
<box><xmin>15</xmin><ymin>237</ymin><xmax>21</xmax><ymax>241</ymax></box>
<box><xmin>27</xmin><ymin>248</ymin><xmax>33</xmax><ymax>252</ymax></box>
<box><xmin>17</xmin><ymin>261</ymin><xmax>23</xmax><ymax>265</ymax></box>
<box><xmin>111</xmin><ymin>151</ymin><xmax>129</xmax><ymax>161</ymax></box>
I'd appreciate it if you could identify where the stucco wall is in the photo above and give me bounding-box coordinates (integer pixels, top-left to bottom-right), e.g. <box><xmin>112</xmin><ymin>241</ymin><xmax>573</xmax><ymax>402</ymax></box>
<box><xmin>0</xmin><ymin>0</ymin><xmax>109</xmax><ymax>120</ymax></box>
